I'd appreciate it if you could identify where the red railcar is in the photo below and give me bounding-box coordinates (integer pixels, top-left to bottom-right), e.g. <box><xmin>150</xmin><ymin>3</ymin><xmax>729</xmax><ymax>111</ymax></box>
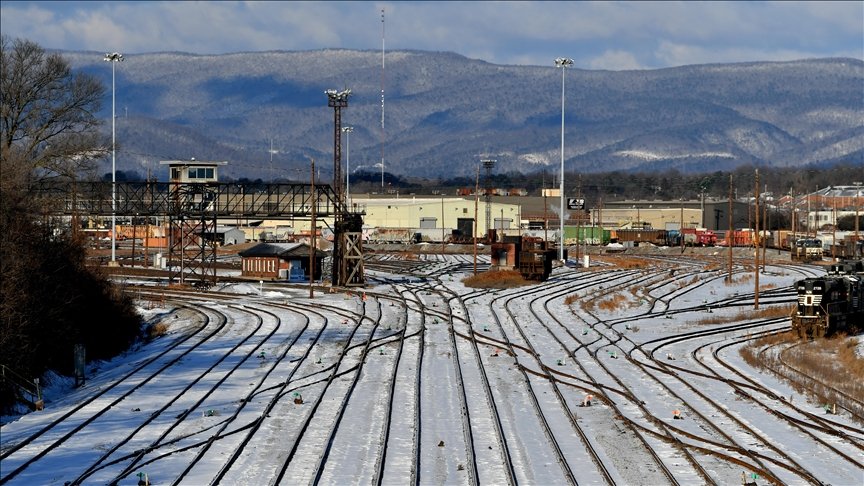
<box><xmin>717</xmin><ymin>229</ymin><xmax>755</xmax><ymax>247</ymax></box>
<box><xmin>681</xmin><ymin>228</ymin><xmax>717</xmax><ymax>246</ymax></box>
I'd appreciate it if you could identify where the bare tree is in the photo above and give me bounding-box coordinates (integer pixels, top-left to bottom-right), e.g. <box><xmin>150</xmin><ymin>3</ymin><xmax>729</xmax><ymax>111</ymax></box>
<box><xmin>1</xmin><ymin>35</ymin><xmax>107</xmax><ymax>195</ymax></box>
<box><xmin>0</xmin><ymin>39</ymin><xmax>143</xmax><ymax>414</ymax></box>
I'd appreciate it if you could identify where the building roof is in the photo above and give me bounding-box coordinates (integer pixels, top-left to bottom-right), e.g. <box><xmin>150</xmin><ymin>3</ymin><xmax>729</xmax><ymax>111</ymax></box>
<box><xmin>215</xmin><ymin>226</ymin><xmax>243</xmax><ymax>234</ymax></box>
<box><xmin>238</xmin><ymin>242</ymin><xmax>326</xmax><ymax>258</ymax></box>
<box><xmin>813</xmin><ymin>185</ymin><xmax>864</xmax><ymax>197</ymax></box>
<box><xmin>159</xmin><ymin>159</ymin><xmax>228</xmax><ymax>166</ymax></box>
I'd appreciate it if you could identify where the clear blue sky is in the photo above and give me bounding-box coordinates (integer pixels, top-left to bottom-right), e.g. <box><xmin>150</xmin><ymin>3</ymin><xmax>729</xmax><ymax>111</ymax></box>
<box><xmin>2</xmin><ymin>1</ymin><xmax>862</xmax><ymax>69</ymax></box>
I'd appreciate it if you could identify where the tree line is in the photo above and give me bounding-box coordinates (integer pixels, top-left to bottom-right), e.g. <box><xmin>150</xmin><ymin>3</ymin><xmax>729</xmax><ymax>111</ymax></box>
<box><xmin>1</xmin><ymin>36</ymin><xmax>141</xmax><ymax>413</ymax></box>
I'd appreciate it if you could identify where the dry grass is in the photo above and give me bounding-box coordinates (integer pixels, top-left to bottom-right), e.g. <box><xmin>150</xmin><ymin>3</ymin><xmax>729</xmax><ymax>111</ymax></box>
<box><xmin>694</xmin><ymin>305</ymin><xmax>794</xmax><ymax>325</ymax></box>
<box><xmin>148</xmin><ymin>321</ymin><xmax>169</xmax><ymax>338</ymax></box>
<box><xmin>462</xmin><ymin>270</ymin><xmax>530</xmax><ymax>289</ymax></box>
<box><xmin>597</xmin><ymin>294</ymin><xmax>628</xmax><ymax>312</ymax></box>
<box><xmin>741</xmin><ymin>333</ymin><xmax>864</xmax><ymax>418</ymax></box>
<box><xmin>564</xmin><ymin>295</ymin><xmax>579</xmax><ymax>305</ymax></box>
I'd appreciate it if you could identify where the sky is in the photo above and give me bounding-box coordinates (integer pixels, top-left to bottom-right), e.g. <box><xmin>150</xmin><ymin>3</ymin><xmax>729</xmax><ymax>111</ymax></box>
<box><xmin>1</xmin><ymin>1</ymin><xmax>862</xmax><ymax>70</ymax></box>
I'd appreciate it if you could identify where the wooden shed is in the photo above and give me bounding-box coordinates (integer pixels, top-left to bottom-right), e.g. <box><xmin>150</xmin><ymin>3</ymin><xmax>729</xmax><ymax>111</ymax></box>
<box><xmin>238</xmin><ymin>242</ymin><xmax>326</xmax><ymax>281</ymax></box>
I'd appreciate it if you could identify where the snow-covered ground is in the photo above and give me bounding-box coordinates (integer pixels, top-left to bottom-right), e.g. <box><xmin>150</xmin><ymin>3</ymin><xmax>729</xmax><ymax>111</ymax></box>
<box><xmin>1</xmin><ymin>254</ymin><xmax>861</xmax><ymax>485</ymax></box>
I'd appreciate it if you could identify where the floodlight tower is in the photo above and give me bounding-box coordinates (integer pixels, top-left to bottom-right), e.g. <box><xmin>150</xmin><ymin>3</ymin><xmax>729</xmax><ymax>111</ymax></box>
<box><xmin>555</xmin><ymin>57</ymin><xmax>574</xmax><ymax>262</ymax></box>
<box><xmin>104</xmin><ymin>52</ymin><xmax>124</xmax><ymax>266</ymax></box>
<box><xmin>482</xmin><ymin>159</ymin><xmax>496</xmax><ymax>237</ymax></box>
<box><xmin>326</xmin><ymin>89</ymin><xmax>350</xmax><ymax>201</ymax></box>
<box><xmin>326</xmin><ymin>88</ymin><xmax>350</xmax><ymax>286</ymax></box>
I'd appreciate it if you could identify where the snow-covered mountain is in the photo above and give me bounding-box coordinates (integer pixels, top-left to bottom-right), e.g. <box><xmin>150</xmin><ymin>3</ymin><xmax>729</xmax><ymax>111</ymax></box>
<box><xmin>64</xmin><ymin>50</ymin><xmax>863</xmax><ymax>180</ymax></box>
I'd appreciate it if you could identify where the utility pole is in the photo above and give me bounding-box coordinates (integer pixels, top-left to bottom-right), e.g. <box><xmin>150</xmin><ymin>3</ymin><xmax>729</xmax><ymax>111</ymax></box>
<box><xmin>309</xmin><ymin>158</ymin><xmax>315</xmax><ymax>299</ymax></box>
<box><xmin>855</xmin><ymin>181</ymin><xmax>862</xmax><ymax>257</ymax></box>
<box><xmin>543</xmin><ymin>171</ymin><xmax>549</xmax><ymax>247</ymax></box>
<box><xmin>832</xmin><ymin>194</ymin><xmax>837</xmax><ymax>260</ymax></box>
<box><xmin>441</xmin><ymin>196</ymin><xmax>445</xmax><ymax>254</ymax></box>
<box><xmin>727</xmin><ymin>174</ymin><xmax>733</xmax><ymax>282</ymax></box>
<box><xmin>680</xmin><ymin>200</ymin><xmax>684</xmax><ymax>252</ymax></box>
<box><xmin>790</xmin><ymin>186</ymin><xmax>796</xmax><ymax>239</ymax></box>
<box><xmin>576</xmin><ymin>174</ymin><xmax>582</xmax><ymax>265</ymax></box>
<box><xmin>754</xmin><ymin>169</ymin><xmax>760</xmax><ymax>310</ymax></box>
<box><xmin>474</xmin><ymin>162</ymin><xmax>480</xmax><ymax>275</ymax></box>
<box><xmin>762</xmin><ymin>187</ymin><xmax>767</xmax><ymax>271</ymax></box>
<box><xmin>482</xmin><ymin>159</ymin><xmax>496</xmax><ymax>239</ymax></box>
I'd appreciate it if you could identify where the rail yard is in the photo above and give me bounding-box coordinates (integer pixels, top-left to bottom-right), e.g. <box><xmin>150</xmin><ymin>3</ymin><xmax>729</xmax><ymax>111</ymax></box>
<box><xmin>1</xmin><ymin>252</ymin><xmax>862</xmax><ymax>485</ymax></box>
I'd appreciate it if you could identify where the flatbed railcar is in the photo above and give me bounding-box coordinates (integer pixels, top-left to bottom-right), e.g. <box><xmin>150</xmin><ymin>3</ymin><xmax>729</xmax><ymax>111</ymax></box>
<box><xmin>791</xmin><ymin>260</ymin><xmax>864</xmax><ymax>338</ymax></box>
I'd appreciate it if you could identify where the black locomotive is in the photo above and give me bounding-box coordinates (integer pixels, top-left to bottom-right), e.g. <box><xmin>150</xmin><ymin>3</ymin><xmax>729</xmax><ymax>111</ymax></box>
<box><xmin>791</xmin><ymin>260</ymin><xmax>864</xmax><ymax>338</ymax></box>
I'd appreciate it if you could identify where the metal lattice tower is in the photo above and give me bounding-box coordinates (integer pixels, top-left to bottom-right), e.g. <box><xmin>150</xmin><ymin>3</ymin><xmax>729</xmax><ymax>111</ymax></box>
<box><xmin>326</xmin><ymin>89</ymin><xmax>350</xmax><ymax>202</ymax></box>
<box><xmin>326</xmin><ymin>89</ymin><xmax>363</xmax><ymax>287</ymax></box>
<box><xmin>482</xmin><ymin>159</ymin><xmax>496</xmax><ymax>236</ymax></box>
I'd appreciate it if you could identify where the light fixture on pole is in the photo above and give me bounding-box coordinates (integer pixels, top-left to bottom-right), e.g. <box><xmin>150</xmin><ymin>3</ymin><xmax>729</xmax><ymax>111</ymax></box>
<box><xmin>555</xmin><ymin>57</ymin><xmax>573</xmax><ymax>262</ymax></box>
<box><xmin>104</xmin><ymin>52</ymin><xmax>124</xmax><ymax>266</ymax></box>
<box><xmin>342</xmin><ymin>126</ymin><xmax>354</xmax><ymax>207</ymax></box>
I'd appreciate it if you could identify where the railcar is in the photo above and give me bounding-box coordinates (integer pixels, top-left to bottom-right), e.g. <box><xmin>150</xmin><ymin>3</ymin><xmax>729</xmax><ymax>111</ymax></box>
<box><xmin>791</xmin><ymin>260</ymin><xmax>864</xmax><ymax>338</ymax></box>
<box><xmin>490</xmin><ymin>235</ymin><xmax>556</xmax><ymax>281</ymax></box>
<box><xmin>613</xmin><ymin>229</ymin><xmax>669</xmax><ymax>246</ymax></box>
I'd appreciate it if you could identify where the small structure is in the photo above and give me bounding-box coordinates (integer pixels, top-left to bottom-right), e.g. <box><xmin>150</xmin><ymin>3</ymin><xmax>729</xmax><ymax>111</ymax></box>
<box><xmin>238</xmin><ymin>242</ymin><xmax>326</xmax><ymax>281</ymax></box>
<box><xmin>200</xmin><ymin>226</ymin><xmax>246</xmax><ymax>246</ymax></box>
<box><xmin>161</xmin><ymin>158</ymin><xmax>227</xmax><ymax>183</ymax></box>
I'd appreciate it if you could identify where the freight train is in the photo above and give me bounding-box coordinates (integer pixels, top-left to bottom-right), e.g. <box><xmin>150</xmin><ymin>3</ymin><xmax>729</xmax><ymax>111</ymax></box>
<box><xmin>791</xmin><ymin>260</ymin><xmax>864</xmax><ymax>338</ymax></box>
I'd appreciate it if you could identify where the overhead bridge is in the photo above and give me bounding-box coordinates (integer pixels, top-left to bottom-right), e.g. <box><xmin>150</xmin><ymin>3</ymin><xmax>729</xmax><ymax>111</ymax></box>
<box><xmin>34</xmin><ymin>181</ymin><xmax>365</xmax><ymax>287</ymax></box>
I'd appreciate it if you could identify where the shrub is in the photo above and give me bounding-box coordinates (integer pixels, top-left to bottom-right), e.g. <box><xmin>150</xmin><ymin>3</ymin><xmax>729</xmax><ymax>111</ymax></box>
<box><xmin>462</xmin><ymin>270</ymin><xmax>529</xmax><ymax>289</ymax></box>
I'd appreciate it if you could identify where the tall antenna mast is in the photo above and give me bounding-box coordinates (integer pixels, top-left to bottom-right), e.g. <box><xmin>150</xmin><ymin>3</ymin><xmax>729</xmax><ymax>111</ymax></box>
<box><xmin>380</xmin><ymin>7</ymin><xmax>386</xmax><ymax>190</ymax></box>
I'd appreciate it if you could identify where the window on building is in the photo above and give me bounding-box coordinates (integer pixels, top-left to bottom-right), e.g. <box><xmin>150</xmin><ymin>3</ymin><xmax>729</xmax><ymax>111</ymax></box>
<box><xmin>187</xmin><ymin>167</ymin><xmax>215</xmax><ymax>179</ymax></box>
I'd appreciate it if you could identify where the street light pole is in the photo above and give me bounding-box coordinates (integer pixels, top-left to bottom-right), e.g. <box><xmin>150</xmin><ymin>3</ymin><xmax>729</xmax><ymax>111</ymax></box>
<box><xmin>342</xmin><ymin>126</ymin><xmax>354</xmax><ymax>208</ymax></box>
<box><xmin>104</xmin><ymin>52</ymin><xmax>124</xmax><ymax>266</ymax></box>
<box><xmin>555</xmin><ymin>57</ymin><xmax>573</xmax><ymax>262</ymax></box>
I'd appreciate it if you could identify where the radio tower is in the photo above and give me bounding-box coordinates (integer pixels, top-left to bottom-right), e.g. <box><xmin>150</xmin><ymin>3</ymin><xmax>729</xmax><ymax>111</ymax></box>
<box><xmin>380</xmin><ymin>8</ymin><xmax>386</xmax><ymax>190</ymax></box>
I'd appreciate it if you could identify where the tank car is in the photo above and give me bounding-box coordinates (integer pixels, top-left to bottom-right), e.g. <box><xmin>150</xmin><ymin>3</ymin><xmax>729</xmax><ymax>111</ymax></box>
<box><xmin>791</xmin><ymin>260</ymin><xmax>864</xmax><ymax>338</ymax></box>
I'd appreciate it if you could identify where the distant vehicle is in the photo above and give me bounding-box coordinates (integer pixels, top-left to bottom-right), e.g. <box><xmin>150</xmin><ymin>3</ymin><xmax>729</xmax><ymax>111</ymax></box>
<box><xmin>791</xmin><ymin>238</ymin><xmax>823</xmax><ymax>262</ymax></box>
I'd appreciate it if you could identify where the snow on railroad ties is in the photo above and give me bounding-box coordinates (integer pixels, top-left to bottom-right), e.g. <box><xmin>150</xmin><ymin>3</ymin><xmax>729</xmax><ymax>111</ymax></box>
<box><xmin>3</xmin><ymin>256</ymin><xmax>858</xmax><ymax>485</ymax></box>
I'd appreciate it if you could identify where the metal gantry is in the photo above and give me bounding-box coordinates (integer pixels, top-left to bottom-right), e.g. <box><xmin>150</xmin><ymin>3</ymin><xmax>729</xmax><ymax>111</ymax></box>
<box><xmin>33</xmin><ymin>181</ymin><xmax>365</xmax><ymax>287</ymax></box>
